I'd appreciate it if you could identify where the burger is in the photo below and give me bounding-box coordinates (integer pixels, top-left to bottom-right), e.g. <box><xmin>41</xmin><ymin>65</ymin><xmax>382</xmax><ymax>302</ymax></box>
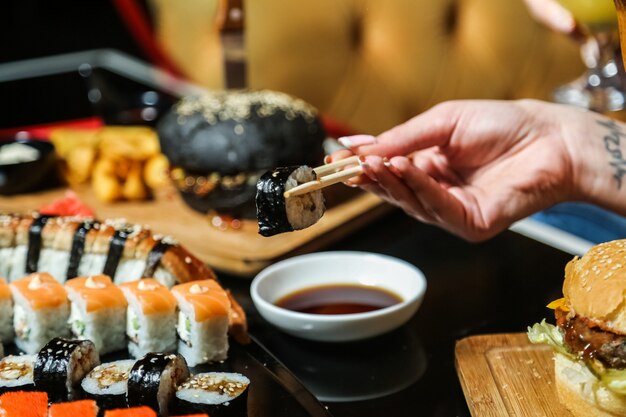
<box><xmin>157</xmin><ymin>90</ymin><xmax>326</xmax><ymax>219</ymax></box>
<box><xmin>528</xmin><ymin>239</ymin><xmax>626</xmax><ymax>416</ymax></box>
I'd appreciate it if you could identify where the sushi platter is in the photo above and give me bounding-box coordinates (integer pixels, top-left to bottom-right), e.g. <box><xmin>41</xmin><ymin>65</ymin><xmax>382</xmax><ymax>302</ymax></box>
<box><xmin>0</xmin><ymin>335</ymin><xmax>332</xmax><ymax>417</ymax></box>
<box><xmin>0</xmin><ymin>212</ymin><xmax>331</xmax><ymax>416</ymax></box>
<box><xmin>1</xmin><ymin>184</ymin><xmax>390</xmax><ymax>276</ymax></box>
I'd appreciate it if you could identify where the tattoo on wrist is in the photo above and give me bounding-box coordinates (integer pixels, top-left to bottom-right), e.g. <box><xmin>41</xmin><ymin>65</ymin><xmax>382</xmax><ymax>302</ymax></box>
<box><xmin>597</xmin><ymin>119</ymin><xmax>626</xmax><ymax>189</ymax></box>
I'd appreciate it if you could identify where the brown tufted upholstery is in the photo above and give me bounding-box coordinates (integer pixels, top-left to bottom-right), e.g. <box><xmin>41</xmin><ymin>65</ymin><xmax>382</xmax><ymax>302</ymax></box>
<box><xmin>149</xmin><ymin>0</ymin><xmax>583</xmax><ymax>134</ymax></box>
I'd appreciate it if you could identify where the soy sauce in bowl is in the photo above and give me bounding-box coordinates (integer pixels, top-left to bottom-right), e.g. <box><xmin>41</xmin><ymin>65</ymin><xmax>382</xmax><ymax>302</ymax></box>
<box><xmin>275</xmin><ymin>284</ymin><xmax>403</xmax><ymax>315</ymax></box>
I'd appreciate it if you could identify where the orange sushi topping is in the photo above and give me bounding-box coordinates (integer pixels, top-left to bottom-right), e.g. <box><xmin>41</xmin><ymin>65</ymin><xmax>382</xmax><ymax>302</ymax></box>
<box><xmin>0</xmin><ymin>278</ymin><xmax>10</xmax><ymax>300</ymax></box>
<box><xmin>119</xmin><ymin>278</ymin><xmax>177</xmax><ymax>315</ymax></box>
<box><xmin>104</xmin><ymin>406</ymin><xmax>157</xmax><ymax>417</ymax></box>
<box><xmin>65</xmin><ymin>275</ymin><xmax>127</xmax><ymax>313</ymax></box>
<box><xmin>0</xmin><ymin>391</ymin><xmax>48</xmax><ymax>417</ymax></box>
<box><xmin>172</xmin><ymin>279</ymin><xmax>230</xmax><ymax>322</ymax></box>
<box><xmin>49</xmin><ymin>399</ymin><xmax>98</xmax><ymax>417</ymax></box>
<box><xmin>10</xmin><ymin>273</ymin><xmax>67</xmax><ymax>310</ymax></box>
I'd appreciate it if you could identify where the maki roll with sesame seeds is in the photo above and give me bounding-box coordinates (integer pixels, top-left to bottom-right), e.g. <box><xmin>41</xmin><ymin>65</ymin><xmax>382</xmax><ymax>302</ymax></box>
<box><xmin>175</xmin><ymin>372</ymin><xmax>250</xmax><ymax>416</ymax></box>
<box><xmin>81</xmin><ymin>359</ymin><xmax>136</xmax><ymax>411</ymax></box>
<box><xmin>0</xmin><ymin>354</ymin><xmax>36</xmax><ymax>393</ymax></box>
<box><xmin>127</xmin><ymin>352</ymin><xmax>190</xmax><ymax>416</ymax></box>
<box><xmin>256</xmin><ymin>166</ymin><xmax>325</xmax><ymax>237</ymax></box>
<box><xmin>34</xmin><ymin>337</ymin><xmax>100</xmax><ymax>402</ymax></box>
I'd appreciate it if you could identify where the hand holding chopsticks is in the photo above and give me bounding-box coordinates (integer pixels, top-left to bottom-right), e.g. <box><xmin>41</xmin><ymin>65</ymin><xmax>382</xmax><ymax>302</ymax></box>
<box><xmin>283</xmin><ymin>156</ymin><xmax>363</xmax><ymax>198</ymax></box>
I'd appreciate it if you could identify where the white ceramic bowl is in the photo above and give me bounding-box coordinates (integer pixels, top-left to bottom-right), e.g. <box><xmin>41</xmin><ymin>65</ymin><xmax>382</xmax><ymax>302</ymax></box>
<box><xmin>250</xmin><ymin>251</ymin><xmax>427</xmax><ymax>342</ymax></box>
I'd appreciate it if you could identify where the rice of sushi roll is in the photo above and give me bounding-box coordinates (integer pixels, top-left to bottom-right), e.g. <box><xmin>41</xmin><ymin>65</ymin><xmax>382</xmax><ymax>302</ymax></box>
<box><xmin>119</xmin><ymin>279</ymin><xmax>177</xmax><ymax>358</ymax></box>
<box><xmin>65</xmin><ymin>275</ymin><xmax>127</xmax><ymax>355</ymax></box>
<box><xmin>171</xmin><ymin>280</ymin><xmax>230</xmax><ymax>366</ymax></box>
<box><xmin>34</xmin><ymin>337</ymin><xmax>100</xmax><ymax>402</ymax></box>
<box><xmin>0</xmin><ymin>354</ymin><xmax>36</xmax><ymax>393</ymax></box>
<box><xmin>256</xmin><ymin>165</ymin><xmax>325</xmax><ymax>237</ymax></box>
<box><xmin>81</xmin><ymin>359</ymin><xmax>135</xmax><ymax>411</ymax></box>
<box><xmin>0</xmin><ymin>279</ymin><xmax>13</xmax><ymax>344</ymax></box>
<box><xmin>127</xmin><ymin>352</ymin><xmax>190</xmax><ymax>416</ymax></box>
<box><xmin>9</xmin><ymin>273</ymin><xmax>70</xmax><ymax>354</ymax></box>
<box><xmin>175</xmin><ymin>372</ymin><xmax>250</xmax><ymax>416</ymax></box>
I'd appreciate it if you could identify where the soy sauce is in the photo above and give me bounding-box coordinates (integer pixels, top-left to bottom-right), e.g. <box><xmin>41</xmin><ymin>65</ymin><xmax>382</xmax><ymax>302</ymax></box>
<box><xmin>275</xmin><ymin>284</ymin><xmax>403</xmax><ymax>315</ymax></box>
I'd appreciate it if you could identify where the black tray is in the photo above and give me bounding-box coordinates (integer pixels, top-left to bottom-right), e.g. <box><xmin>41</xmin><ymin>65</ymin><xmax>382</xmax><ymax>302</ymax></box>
<box><xmin>3</xmin><ymin>336</ymin><xmax>333</xmax><ymax>417</ymax></box>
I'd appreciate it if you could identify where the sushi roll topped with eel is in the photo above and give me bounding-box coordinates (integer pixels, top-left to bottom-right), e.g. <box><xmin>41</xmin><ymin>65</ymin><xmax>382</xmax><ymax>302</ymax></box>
<box><xmin>256</xmin><ymin>165</ymin><xmax>325</xmax><ymax>237</ymax></box>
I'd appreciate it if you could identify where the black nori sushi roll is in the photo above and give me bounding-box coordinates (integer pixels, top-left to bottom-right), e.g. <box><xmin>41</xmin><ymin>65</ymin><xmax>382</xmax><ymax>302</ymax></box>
<box><xmin>256</xmin><ymin>166</ymin><xmax>325</xmax><ymax>237</ymax></box>
<box><xmin>175</xmin><ymin>372</ymin><xmax>250</xmax><ymax>417</ymax></box>
<box><xmin>127</xmin><ymin>352</ymin><xmax>190</xmax><ymax>416</ymax></box>
<box><xmin>34</xmin><ymin>337</ymin><xmax>100</xmax><ymax>402</ymax></box>
<box><xmin>0</xmin><ymin>355</ymin><xmax>36</xmax><ymax>394</ymax></box>
<box><xmin>81</xmin><ymin>359</ymin><xmax>135</xmax><ymax>411</ymax></box>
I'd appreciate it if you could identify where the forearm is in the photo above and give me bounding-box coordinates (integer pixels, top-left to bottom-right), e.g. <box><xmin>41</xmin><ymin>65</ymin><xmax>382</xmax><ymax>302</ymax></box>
<box><xmin>573</xmin><ymin>115</ymin><xmax>626</xmax><ymax>216</ymax></box>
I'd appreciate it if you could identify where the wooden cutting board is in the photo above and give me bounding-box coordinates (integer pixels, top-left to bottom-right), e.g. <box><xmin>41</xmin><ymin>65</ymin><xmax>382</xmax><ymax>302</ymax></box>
<box><xmin>455</xmin><ymin>333</ymin><xmax>574</xmax><ymax>417</ymax></box>
<box><xmin>0</xmin><ymin>185</ymin><xmax>390</xmax><ymax>276</ymax></box>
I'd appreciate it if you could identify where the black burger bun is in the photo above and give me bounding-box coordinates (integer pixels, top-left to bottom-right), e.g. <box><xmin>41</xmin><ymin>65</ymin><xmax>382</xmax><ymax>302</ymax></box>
<box><xmin>157</xmin><ymin>90</ymin><xmax>326</xmax><ymax>218</ymax></box>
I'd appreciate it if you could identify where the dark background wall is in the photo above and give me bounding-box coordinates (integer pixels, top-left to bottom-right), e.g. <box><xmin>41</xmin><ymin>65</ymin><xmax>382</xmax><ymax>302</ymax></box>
<box><xmin>0</xmin><ymin>1</ymin><xmax>148</xmax><ymax>63</ymax></box>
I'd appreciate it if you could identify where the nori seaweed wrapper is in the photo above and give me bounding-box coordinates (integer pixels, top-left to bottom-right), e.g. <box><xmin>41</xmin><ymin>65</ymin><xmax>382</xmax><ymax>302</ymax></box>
<box><xmin>34</xmin><ymin>338</ymin><xmax>99</xmax><ymax>403</ymax></box>
<box><xmin>255</xmin><ymin>166</ymin><xmax>300</xmax><ymax>237</ymax></box>
<box><xmin>127</xmin><ymin>353</ymin><xmax>189</xmax><ymax>415</ymax></box>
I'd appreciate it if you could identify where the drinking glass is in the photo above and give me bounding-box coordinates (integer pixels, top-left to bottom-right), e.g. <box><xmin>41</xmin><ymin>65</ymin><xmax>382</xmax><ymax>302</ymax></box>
<box><xmin>553</xmin><ymin>0</ymin><xmax>626</xmax><ymax>115</ymax></box>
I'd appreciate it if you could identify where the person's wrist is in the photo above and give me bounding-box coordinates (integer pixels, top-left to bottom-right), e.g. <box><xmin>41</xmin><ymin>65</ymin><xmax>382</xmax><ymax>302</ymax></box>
<box><xmin>570</xmin><ymin>113</ymin><xmax>626</xmax><ymax>213</ymax></box>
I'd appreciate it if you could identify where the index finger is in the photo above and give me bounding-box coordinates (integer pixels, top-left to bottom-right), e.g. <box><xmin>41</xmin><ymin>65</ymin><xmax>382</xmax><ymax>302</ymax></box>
<box><xmin>347</xmin><ymin>102</ymin><xmax>462</xmax><ymax>157</ymax></box>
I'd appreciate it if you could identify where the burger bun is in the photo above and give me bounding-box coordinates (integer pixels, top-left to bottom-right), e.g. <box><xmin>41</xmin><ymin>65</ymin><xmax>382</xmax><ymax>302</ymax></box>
<box><xmin>555</xmin><ymin>353</ymin><xmax>626</xmax><ymax>416</ymax></box>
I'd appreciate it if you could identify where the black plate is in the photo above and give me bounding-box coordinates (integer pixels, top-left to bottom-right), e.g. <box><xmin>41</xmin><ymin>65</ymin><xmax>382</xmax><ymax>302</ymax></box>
<box><xmin>3</xmin><ymin>336</ymin><xmax>333</xmax><ymax>417</ymax></box>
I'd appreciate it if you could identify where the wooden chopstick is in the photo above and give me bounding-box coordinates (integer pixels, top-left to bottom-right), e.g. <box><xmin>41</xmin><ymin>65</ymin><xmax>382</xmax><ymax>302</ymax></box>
<box><xmin>284</xmin><ymin>163</ymin><xmax>363</xmax><ymax>198</ymax></box>
<box><xmin>312</xmin><ymin>155</ymin><xmax>360</xmax><ymax>177</ymax></box>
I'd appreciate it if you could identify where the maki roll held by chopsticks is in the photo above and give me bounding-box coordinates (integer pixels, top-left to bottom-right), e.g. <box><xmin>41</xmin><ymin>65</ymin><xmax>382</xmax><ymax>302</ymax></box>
<box><xmin>255</xmin><ymin>156</ymin><xmax>364</xmax><ymax>237</ymax></box>
<box><xmin>255</xmin><ymin>166</ymin><xmax>325</xmax><ymax>237</ymax></box>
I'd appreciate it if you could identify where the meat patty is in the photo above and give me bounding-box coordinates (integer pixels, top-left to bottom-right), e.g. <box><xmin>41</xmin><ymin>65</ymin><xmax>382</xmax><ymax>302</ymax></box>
<box><xmin>556</xmin><ymin>308</ymin><xmax>626</xmax><ymax>369</ymax></box>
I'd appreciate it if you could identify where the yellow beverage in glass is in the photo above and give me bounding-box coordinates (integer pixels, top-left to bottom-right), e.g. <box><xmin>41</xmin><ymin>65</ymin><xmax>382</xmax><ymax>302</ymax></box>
<box><xmin>558</xmin><ymin>0</ymin><xmax>617</xmax><ymax>31</ymax></box>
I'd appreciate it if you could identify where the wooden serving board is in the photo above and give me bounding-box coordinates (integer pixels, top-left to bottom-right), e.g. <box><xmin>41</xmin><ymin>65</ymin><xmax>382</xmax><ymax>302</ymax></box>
<box><xmin>0</xmin><ymin>185</ymin><xmax>390</xmax><ymax>276</ymax></box>
<box><xmin>455</xmin><ymin>333</ymin><xmax>574</xmax><ymax>417</ymax></box>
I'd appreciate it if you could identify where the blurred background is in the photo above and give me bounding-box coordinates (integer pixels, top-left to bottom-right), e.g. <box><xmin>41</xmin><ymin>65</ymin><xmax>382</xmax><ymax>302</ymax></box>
<box><xmin>0</xmin><ymin>0</ymin><xmax>585</xmax><ymax>134</ymax></box>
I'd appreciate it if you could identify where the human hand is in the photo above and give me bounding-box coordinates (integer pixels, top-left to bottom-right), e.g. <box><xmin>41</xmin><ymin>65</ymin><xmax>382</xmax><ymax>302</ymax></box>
<box><xmin>330</xmin><ymin>100</ymin><xmax>612</xmax><ymax>241</ymax></box>
<box><xmin>523</xmin><ymin>0</ymin><xmax>581</xmax><ymax>37</ymax></box>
